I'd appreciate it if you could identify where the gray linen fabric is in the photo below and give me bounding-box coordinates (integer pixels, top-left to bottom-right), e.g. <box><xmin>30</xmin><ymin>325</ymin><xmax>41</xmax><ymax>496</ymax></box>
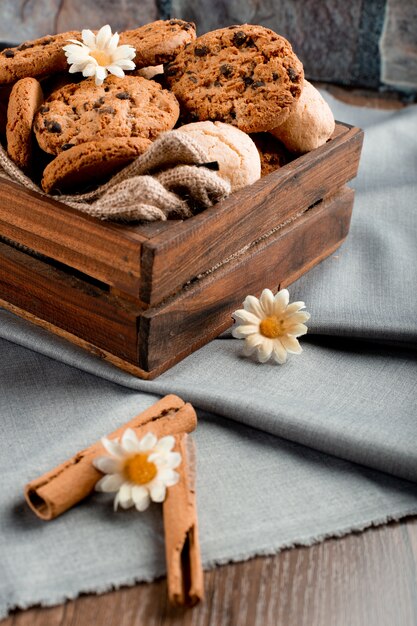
<box><xmin>0</xmin><ymin>94</ymin><xmax>416</xmax><ymax>618</ymax></box>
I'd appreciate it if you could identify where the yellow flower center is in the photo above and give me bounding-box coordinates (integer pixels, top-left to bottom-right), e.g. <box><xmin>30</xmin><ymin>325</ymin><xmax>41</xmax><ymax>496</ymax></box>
<box><xmin>259</xmin><ymin>315</ymin><xmax>286</xmax><ymax>338</ymax></box>
<box><xmin>89</xmin><ymin>49</ymin><xmax>112</xmax><ymax>67</ymax></box>
<box><xmin>123</xmin><ymin>453</ymin><xmax>157</xmax><ymax>485</ymax></box>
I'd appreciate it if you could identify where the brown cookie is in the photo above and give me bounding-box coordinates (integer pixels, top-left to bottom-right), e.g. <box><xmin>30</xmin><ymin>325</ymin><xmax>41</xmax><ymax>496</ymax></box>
<box><xmin>0</xmin><ymin>32</ymin><xmax>80</xmax><ymax>85</ymax></box>
<box><xmin>165</xmin><ymin>24</ymin><xmax>304</xmax><ymax>133</ymax></box>
<box><xmin>41</xmin><ymin>137</ymin><xmax>152</xmax><ymax>193</ymax></box>
<box><xmin>34</xmin><ymin>75</ymin><xmax>179</xmax><ymax>155</ymax></box>
<box><xmin>251</xmin><ymin>132</ymin><xmax>290</xmax><ymax>176</ymax></box>
<box><xmin>120</xmin><ymin>19</ymin><xmax>196</xmax><ymax>67</ymax></box>
<box><xmin>6</xmin><ymin>77</ymin><xmax>44</xmax><ymax>171</ymax></box>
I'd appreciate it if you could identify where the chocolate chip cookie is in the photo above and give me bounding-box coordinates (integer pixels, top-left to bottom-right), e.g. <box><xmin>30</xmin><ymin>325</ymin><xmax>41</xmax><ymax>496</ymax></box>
<box><xmin>34</xmin><ymin>75</ymin><xmax>179</xmax><ymax>155</ymax></box>
<box><xmin>41</xmin><ymin>137</ymin><xmax>152</xmax><ymax>193</ymax></box>
<box><xmin>165</xmin><ymin>24</ymin><xmax>304</xmax><ymax>133</ymax></box>
<box><xmin>6</xmin><ymin>77</ymin><xmax>44</xmax><ymax>171</ymax></box>
<box><xmin>121</xmin><ymin>19</ymin><xmax>196</xmax><ymax>67</ymax></box>
<box><xmin>0</xmin><ymin>32</ymin><xmax>80</xmax><ymax>84</ymax></box>
<box><xmin>251</xmin><ymin>132</ymin><xmax>290</xmax><ymax>176</ymax></box>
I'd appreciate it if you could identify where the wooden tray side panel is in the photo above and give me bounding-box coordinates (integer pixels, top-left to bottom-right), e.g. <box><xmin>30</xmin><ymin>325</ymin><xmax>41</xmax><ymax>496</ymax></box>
<box><xmin>0</xmin><ymin>179</ymin><xmax>144</xmax><ymax>296</ymax></box>
<box><xmin>140</xmin><ymin>125</ymin><xmax>363</xmax><ymax>305</ymax></box>
<box><xmin>0</xmin><ymin>241</ymin><xmax>142</xmax><ymax>363</ymax></box>
<box><xmin>140</xmin><ymin>187</ymin><xmax>354</xmax><ymax>371</ymax></box>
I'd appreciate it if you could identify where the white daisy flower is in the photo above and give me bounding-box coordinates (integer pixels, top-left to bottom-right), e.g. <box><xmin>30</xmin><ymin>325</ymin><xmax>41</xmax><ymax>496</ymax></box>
<box><xmin>93</xmin><ymin>429</ymin><xmax>181</xmax><ymax>511</ymax></box>
<box><xmin>63</xmin><ymin>24</ymin><xmax>136</xmax><ymax>86</ymax></box>
<box><xmin>232</xmin><ymin>288</ymin><xmax>310</xmax><ymax>364</ymax></box>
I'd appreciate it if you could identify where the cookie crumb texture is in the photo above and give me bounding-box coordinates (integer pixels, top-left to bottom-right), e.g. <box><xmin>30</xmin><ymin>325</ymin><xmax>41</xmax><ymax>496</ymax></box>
<box><xmin>121</xmin><ymin>19</ymin><xmax>196</xmax><ymax>67</ymax></box>
<box><xmin>0</xmin><ymin>32</ymin><xmax>80</xmax><ymax>84</ymax></box>
<box><xmin>251</xmin><ymin>132</ymin><xmax>290</xmax><ymax>176</ymax></box>
<box><xmin>165</xmin><ymin>24</ymin><xmax>304</xmax><ymax>133</ymax></box>
<box><xmin>41</xmin><ymin>137</ymin><xmax>152</xmax><ymax>193</ymax></box>
<box><xmin>6</xmin><ymin>77</ymin><xmax>44</xmax><ymax>171</ymax></box>
<box><xmin>34</xmin><ymin>75</ymin><xmax>180</xmax><ymax>155</ymax></box>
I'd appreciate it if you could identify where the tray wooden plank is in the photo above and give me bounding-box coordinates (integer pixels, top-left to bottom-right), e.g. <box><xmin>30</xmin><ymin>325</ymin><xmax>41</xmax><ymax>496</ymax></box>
<box><xmin>139</xmin><ymin>186</ymin><xmax>354</xmax><ymax>371</ymax></box>
<box><xmin>139</xmin><ymin>123</ymin><xmax>363</xmax><ymax>305</ymax></box>
<box><xmin>0</xmin><ymin>179</ymin><xmax>147</xmax><ymax>295</ymax></box>
<box><xmin>0</xmin><ymin>241</ymin><xmax>144</xmax><ymax>363</ymax></box>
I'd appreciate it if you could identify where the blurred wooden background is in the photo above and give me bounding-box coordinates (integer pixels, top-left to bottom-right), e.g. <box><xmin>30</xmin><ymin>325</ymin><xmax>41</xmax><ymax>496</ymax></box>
<box><xmin>0</xmin><ymin>0</ymin><xmax>416</xmax><ymax>91</ymax></box>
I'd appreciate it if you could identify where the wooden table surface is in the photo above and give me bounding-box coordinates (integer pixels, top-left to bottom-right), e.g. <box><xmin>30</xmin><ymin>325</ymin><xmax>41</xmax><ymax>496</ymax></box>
<box><xmin>3</xmin><ymin>517</ymin><xmax>417</xmax><ymax>626</ymax></box>
<box><xmin>2</xmin><ymin>88</ymin><xmax>416</xmax><ymax>626</ymax></box>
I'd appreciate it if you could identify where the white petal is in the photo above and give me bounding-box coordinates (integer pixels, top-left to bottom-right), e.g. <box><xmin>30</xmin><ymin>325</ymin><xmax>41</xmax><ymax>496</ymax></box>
<box><xmin>285</xmin><ymin>301</ymin><xmax>306</xmax><ymax>314</ymax></box>
<box><xmin>66</xmin><ymin>39</ymin><xmax>85</xmax><ymax>46</ymax></box>
<box><xmin>113</xmin><ymin>59</ymin><xmax>136</xmax><ymax>70</ymax></box>
<box><xmin>167</xmin><ymin>451</ymin><xmax>182</xmax><ymax>469</ymax></box>
<box><xmin>108</xmin><ymin>65</ymin><xmax>125</xmax><ymax>78</ymax></box>
<box><xmin>243</xmin><ymin>295</ymin><xmax>265</xmax><ymax>318</ymax></box>
<box><xmin>272</xmin><ymin>340</ymin><xmax>288</xmax><ymax>364</ymax></box>
<box><xmin>63</xmin><ymin>43</ymin><xmax>83</xmax><ymax>54</ymax></box>
<box><xmin>81</xmin><ymin>29</ymin><xmax>96</xmax><ymax>48</ymax></box>
<box><xmin>232</xmin><ymin>309</ymin><xmax>260</xmax><ymax>325</ymax></box>
<box><xmin>287</xmin><ymin>323</ymin><xmax>308</xmax><ymax>337</ymax></box>
<box><xmin>260</xmin><ymin>289</ymin><xmax>275</xmax><ymax>315</ymax></box>
<box><xmin>150</xmin><ymin>482</ymin><xmax>166</xmax><ymax>503</ymax></box>
<box><xmin>107</xmin><ymin>32</ymin><xmax>120</xmax><ymax>51</ymax></box>
<box><xmin>273</xmin><ymin>289</ymin><xmax>290</xmax><ymax>313</ymax></box>
<box><xmin>287</xmin><ymin>311</ymin><xmax>310</xmax><ymax>324</ymax></box>
<box><xmin>159</xmin><ymin>469</ymin><xmax>180</xmax><ymax>487</ymax></box>
<box><xmin>113</xmin><ymin>45</ymin><xmax>136</xmax><ymax>61</ymax></box>
<box><xmin>82</xmin><ymin>64</ymin><xmax>97</xmax><ymax>77</ymax></box>
<box><xmin>256</xmin><ymin>339</ymin><xmax>273</xmax><ymax>363</ymax></box>
<box><xmin>131</xmin><ymin>485</ymin><xmax>149</xmax><ymax>510</ymax></box>
<box><xmin>154</xmin><ymin>435</ymin><xmax>175</xmax><ymax>453</ymax></box>
<box><xmin>96</xmin><ymin>25</ymin><xmax>112</xmax><ymax>49</ymax></box>
<box><xmin>231</xmin><ymin>324</ymin><xmax>258</xmax><ymax>339</ymax></box>
<box><xmin>101</xmin><ymin>436</ymin><xmax>124</xmax><ymax>458</ymax></box>
<box><xmin>280</xmin><ymin>335</ymin><xmax>302</xmax><ymax>354</ymax></box>
<box><xmin>95</xmin><ymin>66</ymin><xmax>107</xmax><ymax>81</ymax></box>
<box><xmin>243</xmin><ymin>332</ymin><xmax>264</xmax><ymax>355</ymax></box>
<box><xmin>118</xmin><ymin>483</ymin><xmax>133</xmax><ymax>508</ymax></box>
<box><xmin>95</xmin><ymin>473</ymin><xmax>123</xmax><ymax>492</ymax></box>
<box><xmin>93</xmin><ymin>456</ymin><xmax>121</xmax><ymax>474</ymax></box>
<box><xmin>121</xmin><ymin>428</ymin><xmax>140</xmax><ymax>453</ymax></box>
<box><xmin>139</xmin><ymin>432</ymin><xmax>157</xmax><ymax>451</ymax></box>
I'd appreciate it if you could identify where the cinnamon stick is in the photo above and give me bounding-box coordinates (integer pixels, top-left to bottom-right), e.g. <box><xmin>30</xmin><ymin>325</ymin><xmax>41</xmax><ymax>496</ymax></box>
<box><xmin>25</xmin><ymin>394</ymin><xmax>197</xmax><ymax>521</ymax></box>
<box><xmin>163</xmin><ymin>433</ymin><xmax>204</xmax><ymax>606</ymax></box>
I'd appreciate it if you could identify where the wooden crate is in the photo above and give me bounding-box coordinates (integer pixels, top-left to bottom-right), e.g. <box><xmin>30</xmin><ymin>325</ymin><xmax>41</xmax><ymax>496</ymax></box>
<box><xmin>0</xmin><ymin>121</ymin><xmax>363</xmax><ymax>378</ymax></box>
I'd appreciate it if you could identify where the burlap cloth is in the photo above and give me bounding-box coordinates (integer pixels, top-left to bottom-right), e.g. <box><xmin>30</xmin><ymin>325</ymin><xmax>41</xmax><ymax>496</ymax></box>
<box><xmin>0</xmin><ymin>131</ymin><xmax>231</xmax><ymax>222</ymax></box>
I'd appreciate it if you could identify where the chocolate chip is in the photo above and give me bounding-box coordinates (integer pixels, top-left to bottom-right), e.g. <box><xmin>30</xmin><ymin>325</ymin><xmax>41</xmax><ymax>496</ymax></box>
<box><xmin>40</xmin><ymin>105</ymin><xmax>50</xmax><ymax>113</ymax></box>
<box><xmin>16</xmin><ymin>42</ymin><xmax>32</xmax><ymax>51</ymax></box>
<box><xmin>272</xmin><ymin>73</ymin><xmax>279</xmax><ymax>81</ymax></box>
<box><xmin>41</xmin><ymin>38</ymin><xmax>54</xmax><ymax>46</ymax></box>
<box><xmin>116</xmin><ymin>91</ymin><xmax>130</xmax><ymax>100</ymax></box>
<box><xmin>287</xmin><ymin>67</ymin><xmax>298</xmax><ymax>82</ymax></box>
<box><xmin>194</xmin><ymin>45</ymin><xmax>209</xmax><ymax>57</ymax></box>
<box><xmin>61</xmin><ymin>143</ymin><xmax>75</xmax><ymax>151</ymax></box>
<box><xmin>229</xmin><ymin>109</ymin><xmax>236</xmax><ymax>120</ymax></box>
<box><xmin>45</xmin><ymin>120</ymin><xmax>62</xmax><ymax>133</ymax></box>
<box><xmin>98</xmin><ymin>106</ymin><xmax>116</xmax><ymax>114</ymax></box>
<box><xmin>245</xmin><ymin>37</ymin><xmax>257</xmax><ymax>48</ymax></box>
<box><xmin>189</xmin><ymin>112</ymin><xmax>200</xmax><ymax>122</ymax></box>
<box><xmin>232</xmin><ymin>31</ymin><xmax>247</xmax><ymax>47</ymax></box>
<box><xmin>165</xmin><ymin>63</ymin><xmax>178</xmax><ymax>77</ymax></box>
<box><xmin>188</xmin><ymin>75</ymin><xmax>198</xmax><ymax>84</ymax></box>
<box><xmin>214</xmin><ymin>80</ymin><xmax>221</xmax><ymax>87</ymax></box>
<box><xmin>243</xmin><ymin>76</ymin><xmax>254</xmax><ymax>86</ymax></box>
<box><xmin>93</xmin><ymin>96</ymin><xmax>106</xmax><ymax>108</ymax></box>
<box><xmin>252</xmin><ymin>80</ymin><xmax>265</xmax><ymax>88</ymax></box>
<box><xmin>219</xmin><ymin>64</ymin><xmax>234</xmax><ymax>78</ymax></box>
<box><xmin>4</xmin><ymin>50</ymin><xmax>15</xmax><ymax>58</ymax></box>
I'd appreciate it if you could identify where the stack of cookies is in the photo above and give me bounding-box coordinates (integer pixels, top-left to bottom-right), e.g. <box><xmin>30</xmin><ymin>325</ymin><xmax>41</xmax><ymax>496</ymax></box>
<box><xmin>0</xmin><ymin>19</ymin><xmax>335</xmax><ymax>209</ymax></box>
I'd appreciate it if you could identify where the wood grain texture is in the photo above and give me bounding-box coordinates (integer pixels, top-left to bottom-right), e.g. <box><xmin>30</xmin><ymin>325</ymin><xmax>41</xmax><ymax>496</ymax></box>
<box><xmin>0</xmin><ymin>178</ymin><xmax>147</xmax><ymax>295</ymax></box>
<box><xmin>0</xmin><ymin>0</ymin><xmax>158</xmax><ymax>44</ymax></box>
<box><xmin>0</xmin><ymin>240</ymin><xmax>144</xmax><ymax>363</ymax></box>
<box><xmin>3</xmin><ymin>517</ymin><xmax>417</xmax><ymax>626</ymax></box>
<box><xmin>140</xmin><ymin>187</ymin><xmax>354</xmax><ymax>370</ymax></box>
<box><xmin>140</xmin><ymin>123</ymin><xmax>363</xmax><ymax>305</ymax></box>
